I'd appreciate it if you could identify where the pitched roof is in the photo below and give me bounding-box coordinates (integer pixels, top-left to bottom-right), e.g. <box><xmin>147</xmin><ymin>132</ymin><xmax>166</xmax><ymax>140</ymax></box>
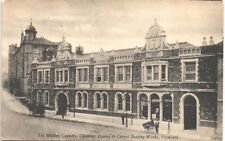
<box><xmin>168</xmin><ymin>42</ymin><xmax>195</xmax><ymax>48</ymax></box>
<box><xmin>26</xmin><ymin>37</ymin><xmax>59</xmax><ymax>46</ymax></box>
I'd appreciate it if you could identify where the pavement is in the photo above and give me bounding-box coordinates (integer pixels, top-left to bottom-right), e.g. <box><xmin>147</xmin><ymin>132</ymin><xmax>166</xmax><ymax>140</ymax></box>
<box><xmin>44</xmin><ymin>110</ymin><xmax>214</xmax><ymax>141</ymax></box>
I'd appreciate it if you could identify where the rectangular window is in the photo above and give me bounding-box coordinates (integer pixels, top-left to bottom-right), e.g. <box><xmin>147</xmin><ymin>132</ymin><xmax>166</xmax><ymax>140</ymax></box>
<box><xmin>56</xmin><ymin>71</ymin><xmax>59</xmax><ymax>82</ymax></box>
<box><xmin>103</xmin><ymin>67</ymin><xmax>108</xmax><ymax>82</ymax></box>
<box><xmin>125</xmin><ymin>66</ymin><xmax>131</xmax><ymax>81</ymax></box>
<box><xmin>117</xmin><ymin>66</ymin><xmax>123</xmax><ymax>81</ymax></box>
<box><xmin>38</xmin><ymin>71</ymin><xmax>42</xmax><ymax>83</ymax></box>
<box><xmin>83</xmin><ymin>68</ymin><xmax>88</xmax><ymax>82</ymax></box>
<box><xmin>45</xmin><ymin>70</ymin><xmax>50</xmax><ymax>83</ymax></box>
<box><xmin>161</xmin><ymin>65</ymin><xmax>166</xmax><ymax>81</ymax></box>
<box><xmin>184</xmin><ymin>62</ymin><xmax>196</xmax><ymax>80</ymax></box>
<box><xmin>64</xmin><ymin>70</ymin><xmax>68</xmax><ymax>82</ymax></box>
<box><xmin>78</xmin><ymin>69</ymin><xmax>82</xmax><ymax>82</ymax></box>
<box><xmin>146</xmin><ymin>66</ymin><xmax>152</xmax><ymax>80</ymax></box>
<box><xmin>153</xmin><ymin>65</ymin><xmax>159</xmax><ymax>80</ymax></box>
<box><xmin>96</xmin><ymin>68</ymin><xmax>102</xmax><ymax>82</ymax></box>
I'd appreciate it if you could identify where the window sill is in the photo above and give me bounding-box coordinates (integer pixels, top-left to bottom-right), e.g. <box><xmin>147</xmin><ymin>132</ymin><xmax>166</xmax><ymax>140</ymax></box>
<box><xmin>55</xmin><ymin>83</ymin><xmax>69</xmax><ymax>86</ymax></box>
<box><xmin>114</xmin><ymin>81</ymin><xmax>132</xmax><ymax>83</ymax></box>
<box><xmin>182</xmin><ymin>80</ymin><xmax>198</xmax><ymax>83</ymax></box>
<box><xmin>142</xmin><ymin>82</ymin><xmax>168</xmax><ymax>86</ymax></box>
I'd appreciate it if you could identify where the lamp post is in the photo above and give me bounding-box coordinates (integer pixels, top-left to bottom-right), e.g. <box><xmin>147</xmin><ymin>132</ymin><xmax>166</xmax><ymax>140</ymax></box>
<box><xmin>74</xmin><ymin>94</ymin><xmax>76</xmax><ymax>117</ymax></box>
<box><xmin>125</xmin><ymin>107</ymin><xmax>128</xmax><ymax>127</ymax></box>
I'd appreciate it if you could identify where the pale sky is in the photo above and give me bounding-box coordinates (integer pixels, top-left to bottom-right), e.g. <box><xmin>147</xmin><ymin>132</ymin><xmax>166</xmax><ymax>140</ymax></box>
<box><xmin>1</xmin><ymin>0</ymin><xmax>223</xmax><ymax>73</ymax></box>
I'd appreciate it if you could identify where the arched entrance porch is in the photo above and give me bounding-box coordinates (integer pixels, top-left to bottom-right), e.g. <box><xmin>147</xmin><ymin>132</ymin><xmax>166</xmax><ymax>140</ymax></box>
<box><xmin>55</xmin><ymin>92</ymin><xmax>68</xmax><ymax>115</ymax></box>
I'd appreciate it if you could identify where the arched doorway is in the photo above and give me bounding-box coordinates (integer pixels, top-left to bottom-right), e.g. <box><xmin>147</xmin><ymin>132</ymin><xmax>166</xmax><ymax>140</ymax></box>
<box><xmin>151</xmin><ymin>94</ymin><xmax>160</xmax><ymax>120</ymax></box>
<box><xmin>184</xmin><ymin>95</ymin><xmax>197</xmax><ymax>130</ymax></box>
<box><xmin>55</xmin><ymin>93</ymin><xmax>68</xmax><ymax>115</ymax></box>
<box><xmin>140</xmin><ymin>94</ymin><xmax>148</xmax><ymax>119</ymax></box>
<box><xmin>163</xmin><ymin>94</ymin><xmax>172</xmax><ymax>122</ymax></box>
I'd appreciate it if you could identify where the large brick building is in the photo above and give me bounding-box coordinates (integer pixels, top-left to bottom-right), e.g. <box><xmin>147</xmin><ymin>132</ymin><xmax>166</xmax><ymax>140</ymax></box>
<box><xmin>8</xmin><ymin>21</ymin><xmax>59</xmax><ymax>96</ymax></box>
<box><xmin>9</xmin><ymin>20</ymin><xmax>223</xmax><ymax>136</ymax></box>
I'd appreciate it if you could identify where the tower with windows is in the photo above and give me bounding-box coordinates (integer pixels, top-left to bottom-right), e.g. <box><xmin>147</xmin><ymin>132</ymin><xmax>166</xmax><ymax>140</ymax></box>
<box><xmin>145</xmin><ymin>19</ymin><xmax>168</xmax><ymax>51</ymax></box>
<box><xmin>25</xmin><ymin>21</ymin><xmax>37</xmax><ymax>41</ymax></box>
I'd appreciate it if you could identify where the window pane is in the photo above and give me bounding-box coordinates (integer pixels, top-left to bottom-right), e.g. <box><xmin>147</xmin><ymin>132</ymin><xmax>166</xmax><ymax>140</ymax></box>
<box><xmin>118</xmin><ymin>95</ymin><xmax>123</xmax><ymax>110</ymax></box>
<box><xmin>97</xmin><ymin>94</ymin><xmax>101</xmax><ymax>108</ymax></box>
<box><xmin>45</xmin><ymin>71</ymin><xmax>49</xmax><ymax>83</ymax></box>
<box><xmin>185</xmin><ymin>62</ymin><xmax>196</xmax><ymax>72</ymax></box>
<box><xmin>60</xmin><ymin>71</ymin><xmax>63</xmax><ymax>82</ymax></box>
<box><xmin>64</xmin><ymin>70</ymin><xmax>68</xmax><ymax>82</ymax></box>
<box><xmin>78</xmin><ymin>69</ymin><xmax>82</xmax><ymax>81</ymax></box>
<box><xmin>184</xmin><ymin>62</ymin><xmax>196</xmax><ymax>81</ymax></box>
<box><xmin>103</xmin><ymin>67</ymin><xmax>108</xmax><ymax>82</ymax></box>
<box><xmin>83</xmin><ymin>68</ymin><xmax>88</xmax><ymax>81</ymax></box>
<box><xmin>78</xmin><ymin>94</ymin><xmax>82</xmax><ymax>107</ymax></box>
<box><xmin>38</xmin><ymin>71</ymin><xmax>42</xmax><ymax>83</ymax></box>
<box><xmin>146</xmin><ymin>66</ymin><xmax>152</xmax><ymax>80</ymax></box>
<box><xmin>125</xmin><ymin>94</ymin><xmax>130</xmax><ymax>111</ymax></box>
<box><xmin>117</xmin><ymin>66</ymin><xmax>123</xmax><ymax>81</ymax></box>
<box><xmin>96</xmin><ymin>68</ymin><xmax>101</xmax><ymax>82</ymax></box>
<box><xmin>153</xmin><ymin>65</ymin><xmax>159</xmax><ymax>80</ymax></box>
<box><xmin>186</xmin><ymin>73</ymin><xmax>196</xmax><ymax>80</ymax></box>
<box><xmin>56</xmin><ymin>71</ymin><xmax>59</xmax><ymax>82</ymax></box>
<box><xmin>103</xmin><ymin>94</ymin><xmax>107</xmax><ymax>109</ymax></box>
<box><xmin>125</xmin><ymin>66</ymin><xmax>131</xmax><ymax>81</ymax></box>
<box><xmin>161</xmin><ymin>65</ymin><xmax>166</xmax><ymax>81</ymax></box>
<box><xmin>83</xmin><ymin>94</ymin><xmax>87</xmax><ymax>108</ymax></box>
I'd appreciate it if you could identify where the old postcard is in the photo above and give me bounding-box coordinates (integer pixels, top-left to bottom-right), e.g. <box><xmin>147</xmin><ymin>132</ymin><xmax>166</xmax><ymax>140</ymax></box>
<box><xmin>1</xmin><ymin>0</ymin><xmax>223</xmax><ymax>140</ymax></box>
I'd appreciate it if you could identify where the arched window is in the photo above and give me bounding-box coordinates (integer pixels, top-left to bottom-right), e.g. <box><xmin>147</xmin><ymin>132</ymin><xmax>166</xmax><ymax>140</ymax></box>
<box><xmin>37</xmin><ymin>91</ymin><xmax>43</xmax><ymax>105</ymax></box>
<box><xmin>125</xmin><ymin>94</ymin><xmax>130</xmax><ymax>111</ymax></box>
<box><xmin>44</xmin><ymin>91</ymin><xmax>49</xmax><ymax>105</ymax></box>
<box><xmin>151</xmin><ymin>94</ymin><xmax>160</xmax><ymax>120</ymax></box>
<box><xmin>78</xmin><ymin>93</ymin><xmax>82</xmax><ymax>107</ymax></box>
<box><xmin>83</xmin><ymin>93</ymin><xmax>87</xmax><ymax>108</ymax></box>
<box><xmin>96</xmin><ymin>93</ymin><xmax>101</xmax><ymax>108</ymax></box>
<box><xmin>102</xmin><ymin>93</ymin><xmax>108</xmax><ymax>109</ymax></box>
<box><xmin>117</xmin><ymin>94</ymin><xmax>123</xmax><ymax>111</ymax></box>
<box><xmin>140</xmin><ymin>94</ymin><xmax>148</xmax><ymax>119</ymax></box>
<box><xmin>162</xmin><ymin>94</ymin><xmax>172</xmax><ymax>122</ymax></box>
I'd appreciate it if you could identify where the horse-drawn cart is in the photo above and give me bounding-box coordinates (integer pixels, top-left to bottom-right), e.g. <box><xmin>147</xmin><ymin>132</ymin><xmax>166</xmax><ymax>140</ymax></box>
<box><xmin>29</xmin><ymin>104</ymin><xmax>45</xmax><ymax>117</ymax></box>
<box><xmin>143</xmin><ymin>121</ymin><xmax>155</xmax><ymax>131</ymax></box>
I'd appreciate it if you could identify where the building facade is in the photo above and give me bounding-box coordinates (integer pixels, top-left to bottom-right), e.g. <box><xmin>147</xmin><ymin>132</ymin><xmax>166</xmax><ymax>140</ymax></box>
<box><xmin>9</xmin><ymin>20</ymin><xmax>222</xmax><ymax>135</ymax></box>
<box><xmin>8</xmin><ymin>22</ymin><xmax>59</xmax><ymax>96</ymax></box>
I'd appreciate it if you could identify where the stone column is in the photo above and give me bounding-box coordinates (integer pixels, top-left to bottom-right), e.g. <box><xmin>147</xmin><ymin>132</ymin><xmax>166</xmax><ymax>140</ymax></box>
<box><xmin>137</xmin><ymin>98</ymin><xmax>140</xmax><ymax>118</ymax></box>
<box><xmin>122</xmin><ymin>95</ymin><xmax>126</xmax><ymax>112</ymax></box>
<box><xmin>101</xmin><ymin>95</ymin><xmax>104</xmax><ymax>110</ymax></box>
<box><xmin>129</xmin><ymin>93</ymin><xmax>132</xmax><ymax>112</ymax></box>
<box><xmin>160</xmin><ymin>96</ymin><xmax>163</xmax><ymax>121</ymax></box>
<box><xmin>81</xmin><ymin>94</ymin><xmax>84</xmax><ymax>108</ymax></box>
<box><xmin>148</xmin><ymin>98</ymin><xmax>151</xmax><ymax>120</ymax></box>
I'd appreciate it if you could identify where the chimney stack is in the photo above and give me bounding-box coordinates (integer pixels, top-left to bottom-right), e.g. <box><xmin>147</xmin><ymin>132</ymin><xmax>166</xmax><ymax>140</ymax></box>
<box><xmin>209</xmin><ymin>36</ymin><xmax>215</xmax><ymax>45</ymax></box>
<box><xmin>202</xmin><ymin>37</ymin><xmax>207</xmax><ymax>46</ymax></box>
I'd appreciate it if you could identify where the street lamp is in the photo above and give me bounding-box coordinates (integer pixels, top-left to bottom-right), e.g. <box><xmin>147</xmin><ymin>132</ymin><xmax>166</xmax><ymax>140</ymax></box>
<box><xmin>74</xmin><ymin>94</ymin><xmax>76</xmax><ymax>117</ymax></box>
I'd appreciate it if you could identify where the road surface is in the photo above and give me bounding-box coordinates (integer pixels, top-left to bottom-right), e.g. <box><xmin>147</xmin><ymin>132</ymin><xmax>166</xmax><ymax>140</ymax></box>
<box><xmin>1</xmin><ymin>89</ymin><xmax>193</xmax><ymax>141</ymax></box>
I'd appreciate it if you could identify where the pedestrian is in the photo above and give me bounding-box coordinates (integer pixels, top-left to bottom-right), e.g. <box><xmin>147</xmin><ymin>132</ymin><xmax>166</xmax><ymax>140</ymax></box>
<box><xmin>28</xmin><ymin>101</ymin><xmax>32</xmax><ymax>115</ymax></box>
<box><xmin>155</xmin><ymin>119</ymin><xmax>159</xmax><ymax>134</ymax></box>
<box><xmin>155</xmin><ymin>108</ymin><xmax>159</xmax><ymax>120</ymax></box>
<box><xmin>121</xmin><ymin>113</ymin><xmax>125</xmax><ymax>125</ymax></box>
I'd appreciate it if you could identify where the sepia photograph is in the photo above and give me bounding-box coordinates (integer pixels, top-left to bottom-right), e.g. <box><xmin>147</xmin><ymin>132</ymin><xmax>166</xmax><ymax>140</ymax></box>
<box><xmin>1</xmin><ymin>0</ymin><xmax>223</xmax><ymax>140</ymax></box>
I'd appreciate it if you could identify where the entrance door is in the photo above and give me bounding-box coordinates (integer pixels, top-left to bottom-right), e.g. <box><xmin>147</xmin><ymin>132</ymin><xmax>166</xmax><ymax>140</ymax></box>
<box><xmin>56</xmin><ymin>93</ymin><xmax>68</xmax><ymax>115</ymax></box>
<box><xmin>140</xmin><ymin>94</ymin><xmax>148</xmax><ymax>119</ymax></box>
<box><xmin>184</xmin><ymin>95</ymin><xmax>196</xmax><ymax>130</ymax></box>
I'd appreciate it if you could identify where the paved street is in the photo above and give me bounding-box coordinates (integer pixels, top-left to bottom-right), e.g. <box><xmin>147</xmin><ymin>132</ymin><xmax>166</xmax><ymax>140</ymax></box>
<box><xmin>1</xmin><ymin>89</ymin><xmax>195</xmax><ymax>141</ymax></box>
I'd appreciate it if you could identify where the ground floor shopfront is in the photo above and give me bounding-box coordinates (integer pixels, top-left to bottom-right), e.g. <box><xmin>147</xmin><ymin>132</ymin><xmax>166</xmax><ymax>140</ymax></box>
<box><xmin>28</xmin><ymin>88</ymin><xmax>217</xmax><ymax>132</ymax></box>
